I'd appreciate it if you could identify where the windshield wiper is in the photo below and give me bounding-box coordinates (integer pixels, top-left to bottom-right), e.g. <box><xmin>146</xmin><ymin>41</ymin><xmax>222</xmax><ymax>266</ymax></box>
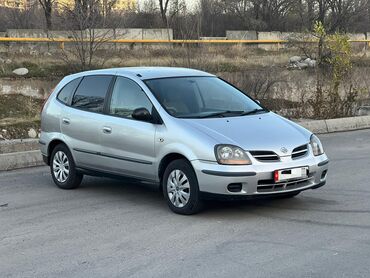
<box><xmin>240</xmin><ymin>108</ymin><xmax>268</xmax><ymax>116</ymax></box>
<box><xmin>180</xmin><ymin>109</ymin><xmax>268</xmax><ymax>119</ymax></box>
<box><xmin>196</xmin><ymin>110</ymin><xmax>245</xmax><ymax>118</ymax></box>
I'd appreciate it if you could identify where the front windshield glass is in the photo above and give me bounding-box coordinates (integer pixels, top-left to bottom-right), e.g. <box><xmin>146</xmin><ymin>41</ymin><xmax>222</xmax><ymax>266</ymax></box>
<box><xmin>145</xmin><ymin>77</ymin><xmax>266</xmax><ymax>119</ymax></box>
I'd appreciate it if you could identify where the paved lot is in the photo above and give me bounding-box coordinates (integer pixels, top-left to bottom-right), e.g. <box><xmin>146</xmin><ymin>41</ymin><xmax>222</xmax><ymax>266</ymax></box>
<box><xmin>1</xmin><ymin>129</ymin><xmax>370</xmax><ymax>278</ymax></box>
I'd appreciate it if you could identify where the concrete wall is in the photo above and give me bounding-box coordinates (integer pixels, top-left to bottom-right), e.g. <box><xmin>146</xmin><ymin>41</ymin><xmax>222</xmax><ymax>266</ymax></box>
<box><xmin>143</xmin><ymin>28</ymin><xmax>172</xmax><ymax>40</ymax></box>
<box><xmin>347</xmin><ymin>33</ymin><xmax>367</xmax><ymax>52</ymax></box>
<box><xmin>226</xmin><ymin>30</ymin><xmax>369</xmax><ymax>52</ymax></box>
<box><xmin>226</xmin><ymin>31</ymin><xmax>258</xmax><ymax>40</ymax></box>
<box><xmin>114</xmin><ymin>29</ymin><xmax>143</xmax><ymax>49</ymax></box>
<box><xmin>7</xmin><ymin>29</ymin><xmax>50</xmax><ymax>53</ymax></box>
<box><xmin>7</xmin><ymin>29</ymin><xmax>48</xmax><ymax>38</ymax></box>
<box><xmin>200</xmin><ymin>37</ymin><xmax>227</xmax><ymax>40</ymax></box>
<box><xmin>48</xmin><ymin>30</ymin><xmax>71</xmax><ymax>38</ymax></box>
<box><xmin>115</xmin><ymin>28</ymin><xmax>142</xmax><ymax>39</ymax></box>
<box><xmin>0</xmin><ymin>32</ymin><xmax>6</xmax><ymax>52</ymax></box>
<box><xmin>142</xmin><ymin>28</ymin><xmax>173</xmax><ymax>49</ymax></box>
<box><xmin>0</xmin><ymin>28</ymin><xmax>174</xmax><ymax>53</ymax></box>
<box><xmin>1</xmin><ymin>29</ymin><xmax>369</xmax><ymax>53</ymax></box>
<box><xmin>257</xmin><ymin>32</ymin><xmax>283</xmax><ymax>51</ymax></box>
<box><xmin>0</xmin><ymin>78</ymin><xmax>58</xmax><ymax>99</ymax></box>
<box><xmin>227</xmin><ymin>31</ymin><xmax>284</xmax><ymax>50</ymax></box>
<box><xmin>4</xmin><ymin>28</ymin><xmax>173</xmax><ymax>40</ymax></box>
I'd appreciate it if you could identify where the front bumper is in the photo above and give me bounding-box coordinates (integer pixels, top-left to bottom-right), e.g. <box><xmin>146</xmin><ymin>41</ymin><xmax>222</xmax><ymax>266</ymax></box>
<box><xmin>191</xmin><ymin>153</ymin><xmax>329</xmax><ymax>196</ymax></box>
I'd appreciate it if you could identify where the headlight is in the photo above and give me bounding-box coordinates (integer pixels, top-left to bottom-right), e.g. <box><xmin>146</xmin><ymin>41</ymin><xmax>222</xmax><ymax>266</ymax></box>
<box><xmin>215</xmin><ymin>145</ymin><xmax>252</xmax><ymax>165</ymax></box>
<box><xmin>310</xmin><ymin>134</ymin><xmax>324</xmax><ymax>156</ymax></box>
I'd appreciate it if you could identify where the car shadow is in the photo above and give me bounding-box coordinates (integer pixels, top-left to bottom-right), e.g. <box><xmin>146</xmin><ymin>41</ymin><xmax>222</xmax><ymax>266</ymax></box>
<box><xmin>70</xmin><ymin>175</ymin><xmax>337</xmax><ymax>217</ymax></box>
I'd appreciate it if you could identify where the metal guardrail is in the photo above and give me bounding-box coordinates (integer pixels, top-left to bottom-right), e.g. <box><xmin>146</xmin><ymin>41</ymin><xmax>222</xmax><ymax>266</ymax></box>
<box><xmin>0</xmin><ymin>37</ymin><xmax>287</xmax><ymax>43</ymax></box>
<box><xmin>0</xmin><ymin>37</ymin><xmax>369</xmax><ymax>49</ymax></box>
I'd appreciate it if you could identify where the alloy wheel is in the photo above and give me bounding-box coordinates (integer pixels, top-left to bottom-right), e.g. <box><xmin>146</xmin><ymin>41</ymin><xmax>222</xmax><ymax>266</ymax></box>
<box><xmin>167</xmin><ymin>169</ymin><xmax>191</xmax><ymax>208</ymax></box>
<box><xmin>52</xmin><ymin>151</ymin><xmax>70</xmax><ymax>183</ymax></box>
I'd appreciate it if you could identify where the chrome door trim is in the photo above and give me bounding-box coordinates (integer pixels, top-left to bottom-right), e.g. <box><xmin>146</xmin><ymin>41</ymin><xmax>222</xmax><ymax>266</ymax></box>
<box><xmin>73</xmin><ymin>148</ymin><xmax>153</xmax><ymax>165</ymax></box>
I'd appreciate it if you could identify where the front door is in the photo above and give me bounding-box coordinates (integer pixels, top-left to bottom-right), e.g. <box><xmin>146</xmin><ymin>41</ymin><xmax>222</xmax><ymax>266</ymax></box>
<box><xmin>99</xmin><ymin>76</ymin><xmax>158</xmax><ymax>181</ymax></box>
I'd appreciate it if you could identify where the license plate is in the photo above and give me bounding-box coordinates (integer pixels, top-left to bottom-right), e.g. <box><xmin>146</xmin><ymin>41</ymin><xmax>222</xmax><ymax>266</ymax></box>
<box><xmin>274</xmin><ymin>167</ymin><xmax>308</xmax><ymax>183</ymax></box>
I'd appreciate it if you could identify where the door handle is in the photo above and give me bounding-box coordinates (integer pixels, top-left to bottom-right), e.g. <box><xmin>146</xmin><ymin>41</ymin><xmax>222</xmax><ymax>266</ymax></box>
<box><xmin>62</xmin><ymin>118</ymin><xmax>70</xmax><ymax>125</ymax></box>
<box><xmin>103</xmin><ymin>126</ymin><xmax>112</xmax><ymax>134</ymax></box>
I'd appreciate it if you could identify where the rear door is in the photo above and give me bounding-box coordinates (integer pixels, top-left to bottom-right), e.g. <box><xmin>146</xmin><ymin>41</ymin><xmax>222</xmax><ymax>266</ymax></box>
<box><xmin>61</xmin><ymin>74</ymin><xmax>114</xmax><ymax>169</ymax></box>
<box><xmin>98</xmin><ymin>76</ymin><xmax>158</xmax><ymax>180</ymax></box>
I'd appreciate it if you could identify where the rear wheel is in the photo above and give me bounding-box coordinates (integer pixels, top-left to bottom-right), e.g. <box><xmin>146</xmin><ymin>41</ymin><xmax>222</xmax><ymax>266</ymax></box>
<box><xmin>162</xmin><ymin>159</ymin><xmax>203</xmax><ymax>215</ymax></box>
<box><xmin>50</xmin><ymin>144</ymin><xmax>83</xmax><ymax>189</ymax></box>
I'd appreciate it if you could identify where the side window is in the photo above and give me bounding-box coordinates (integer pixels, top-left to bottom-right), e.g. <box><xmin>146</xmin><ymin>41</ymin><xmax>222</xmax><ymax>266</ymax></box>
<box><xmin>109</xmin><ymin>77</ymin><xmax>153</xmax><ymax>119</ymax></box>
<box><xmin>72</xmin><ymin>75</ymin><xmax>112</xmax><ymax>113</ymax></box>
<box><xmin>57</xmin><ymin>77</ymin><xmax>81</xmax><ymax>104</ymax></box>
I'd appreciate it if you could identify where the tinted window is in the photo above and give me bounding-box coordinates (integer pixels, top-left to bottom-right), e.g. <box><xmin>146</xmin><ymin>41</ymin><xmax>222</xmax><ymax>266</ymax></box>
<box><xmin>109</xmin><ymin>77</ymin><xmax>153</xmax><ymax>119</ymax></box>
<box><xmin>72</xmin><ymin>75</ymin><xmax>113</xmax><ymax>113</ymax></box>
<box><xmin>145</xmin><ymin>77</ymin><xmax>262</xmax><ymax>118</ymax></box>
<box><xmin>57</xmin><ymin>77</ymin><xmax>81</xmax><ymax>104</ymax></box>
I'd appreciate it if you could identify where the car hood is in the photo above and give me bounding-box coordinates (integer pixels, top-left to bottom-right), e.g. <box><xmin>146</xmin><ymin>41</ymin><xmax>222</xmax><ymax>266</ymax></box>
<box><xmin>183</xmin><ymin>112</ymin><xmax>311</xmax><ymax>157</ymax></box>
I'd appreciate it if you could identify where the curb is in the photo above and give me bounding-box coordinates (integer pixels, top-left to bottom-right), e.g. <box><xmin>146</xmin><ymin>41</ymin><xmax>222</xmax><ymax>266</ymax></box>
<box><xmin>299</xmin><ymin>115</ymin><xmax>370</xmax><ymax>134</ymax></box>
<box><xmin>0</xmin><ymin>150</ymin><xmax>44</xmax><ymax>171</ymax></box>
<box><xmin>1</xmin><ymin>115</ymin><xmax>370</xmax><ymax>171</ymax></box>
<box><xmin>0</xmin><ymin>138</ymin><xmax>39</xmax><ymax>154</ymax></box>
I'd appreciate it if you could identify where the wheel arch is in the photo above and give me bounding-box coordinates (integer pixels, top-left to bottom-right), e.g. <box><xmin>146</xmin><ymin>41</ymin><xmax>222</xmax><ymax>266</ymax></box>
<box><xmin>46</xmin><ymin>139</ymin><xmax>70</xmax><ymax>165</ymax></box>
<box><xmin>158</xmin><ymin>153</ymin><xmax>191</xmax><ymax>185</ymax></box>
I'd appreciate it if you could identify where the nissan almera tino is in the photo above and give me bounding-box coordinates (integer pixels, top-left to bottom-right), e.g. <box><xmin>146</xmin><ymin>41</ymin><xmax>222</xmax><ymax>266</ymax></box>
<box><xmin>40</xmin><ymin>67</ymin><xmax>329</xmax><ymax>214</ymax></box>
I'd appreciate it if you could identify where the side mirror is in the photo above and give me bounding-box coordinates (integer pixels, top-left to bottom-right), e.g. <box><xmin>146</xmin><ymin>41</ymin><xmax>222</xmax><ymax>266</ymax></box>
<box><xmin>256</xmin><ymin>100</ymin><xmax>261</xmax><ymax>104</ymax></box>
<box><xmin>132</xmin><ymin>107</ymin><xmax>153</xmax><ymax>122</ymax></box>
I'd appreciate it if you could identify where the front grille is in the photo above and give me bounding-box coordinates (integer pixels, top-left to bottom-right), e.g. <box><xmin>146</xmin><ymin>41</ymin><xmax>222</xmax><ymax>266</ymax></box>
<box><xmin>291</xmin><ymin>144</ymin><xmax>308</xmax><ymax>159</ymax></box>
<box><xmin>257</xmin><ymin>176</ymin><xmax>314</xmax><ymax>193</ymax></box>
<box><xmin>250</xmin><ymin>151</ymin><xmax>280</xmax><ymax>162</ymax></box>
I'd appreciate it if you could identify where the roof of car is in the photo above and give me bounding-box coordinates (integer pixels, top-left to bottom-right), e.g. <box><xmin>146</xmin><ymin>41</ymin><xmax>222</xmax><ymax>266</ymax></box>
<box><xmin>71</xmin><ymin>67</ymin><xmax>214</xmax><ymax>80</ymax></box>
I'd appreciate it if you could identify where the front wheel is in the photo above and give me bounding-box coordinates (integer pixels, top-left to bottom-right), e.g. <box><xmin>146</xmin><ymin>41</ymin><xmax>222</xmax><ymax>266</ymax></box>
<box><xmin>50</xmin><ymin>144</ymin><xmax>83</xmax><ymax>190</ymax></box>
<box><xmin>162</xmin><ymin>159</ymin><xmax>203</xmax><ymax>215</ymax></box>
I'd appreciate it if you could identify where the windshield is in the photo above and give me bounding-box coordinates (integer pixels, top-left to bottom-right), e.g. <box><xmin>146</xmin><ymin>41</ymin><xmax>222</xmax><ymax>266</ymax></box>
<box><xmin>145</xmin><ymin>77</ymin><xmax>266</xmax><ymax>119</ymax></box>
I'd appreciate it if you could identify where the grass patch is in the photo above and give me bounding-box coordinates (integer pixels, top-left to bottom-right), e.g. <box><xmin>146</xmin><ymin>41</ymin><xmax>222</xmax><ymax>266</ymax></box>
<box><xmin>0</xmin><ymin>119</ymin><xmax>40</xmax><ymax>139</ymax></box>
<box><xmin>0</xmin><ymin>46</ymin><xmax>298</xmax><ymax>78</ymax></box>
<box><xmin>0</xmin><ymin>62</ymin><xmax>73</xmax><ymax>78</ymax></box>
<box><xmin>0</xmin><ymin>94</ymin><xmax>43</xmax><ymax>119</ymax></box>
<box><xmin>0</xmin><ymin>94</ymin><xmax>42</xmax><ymax>139</ymax></box>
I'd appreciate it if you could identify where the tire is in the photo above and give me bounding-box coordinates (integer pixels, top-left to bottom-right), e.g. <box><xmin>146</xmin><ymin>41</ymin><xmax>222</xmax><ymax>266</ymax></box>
<box><xmin>162</xmin><ymin>159</ymin><xmax>203</xmax><ymax>215</ymax></box>
<box><xmin>50</xmin><ymin>144</ymin><xmax>83</xmax><ymax>190</ymax></box>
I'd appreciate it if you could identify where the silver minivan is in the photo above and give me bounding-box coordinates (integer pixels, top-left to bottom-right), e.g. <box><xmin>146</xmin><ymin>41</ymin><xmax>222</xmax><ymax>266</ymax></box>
<box><xmin>40</xmin><ymin>67</ymin><xmax>329</xmax><ymax>214</ymax></box>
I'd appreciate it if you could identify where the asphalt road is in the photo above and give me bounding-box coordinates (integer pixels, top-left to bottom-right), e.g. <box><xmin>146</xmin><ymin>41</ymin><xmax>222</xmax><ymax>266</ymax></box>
<box><xmin>1</xmin><ymin>129</ymin><xmax>370</xmax><ymax>278</ymax></box>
